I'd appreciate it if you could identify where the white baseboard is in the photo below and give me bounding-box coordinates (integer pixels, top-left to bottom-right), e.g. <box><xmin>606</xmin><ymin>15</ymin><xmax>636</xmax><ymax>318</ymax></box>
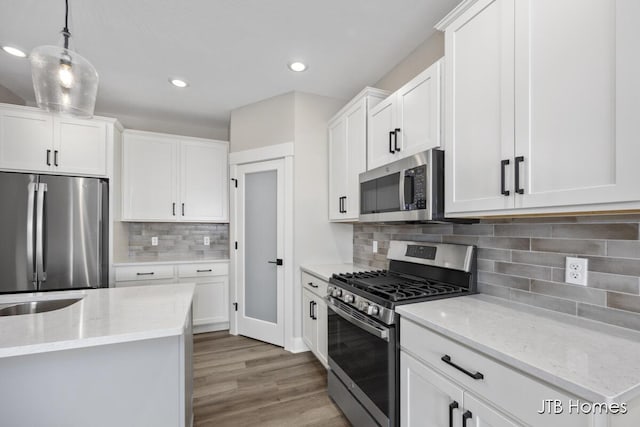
<box><xmin>286</xmin><ymin>337</ymin><xmax>309</xmax><ymax>353</ymax></box>
<box><xmin>193</xmin><ymin>322</ymin><xmax>230</xmax><ymax>334</ymax></box>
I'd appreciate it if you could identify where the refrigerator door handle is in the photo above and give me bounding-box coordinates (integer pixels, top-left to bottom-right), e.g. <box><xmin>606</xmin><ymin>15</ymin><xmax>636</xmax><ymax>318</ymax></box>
<box><xmin>35</xmin><ymin>182</ymin><xmax>48</xmax><ymax>286</ymax></box>
<box><xmin>27</xmin><ymin>182</ymin><xmax>37</xmax><ymax>284</ymax></box>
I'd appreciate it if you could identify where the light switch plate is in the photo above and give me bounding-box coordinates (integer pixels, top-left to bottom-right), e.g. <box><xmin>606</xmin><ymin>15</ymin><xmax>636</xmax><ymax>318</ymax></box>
<box><xmin>151</xmin><ymin>236</ymin><xmax>158</xmax><ymax>246</ymax></box>
<box><xmin>204</xmin><ymin>236</ymin><xmax>210</xmax><ymax>246</ymax></box>
<box><xmin>565</xmin><ymin>256</ymin><xmax>588</xmax><ymax>286</ymax></box>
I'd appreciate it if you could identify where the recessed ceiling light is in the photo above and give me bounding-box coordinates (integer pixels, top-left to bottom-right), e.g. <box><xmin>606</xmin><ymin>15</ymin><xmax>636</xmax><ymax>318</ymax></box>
<box><xmin>288</xmin><ymin>62</ymin><xmax>307</xmax><ymax>72</ymax></box>
<box><xmin>169</xmin><ymin>78</ymin><xmax>189</xmax><ymax>88</ymax></box>
<box><xmin>2</xmin><ymin>46</ymin><xmax>27</xmax><ymax>58</ymax></box>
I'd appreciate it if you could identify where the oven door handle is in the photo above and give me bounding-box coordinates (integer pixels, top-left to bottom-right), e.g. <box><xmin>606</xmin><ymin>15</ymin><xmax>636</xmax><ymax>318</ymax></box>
<box><xmin>325</xmin><ymin>297</ymin><xmax>389</xmax><ymax>342</ymax></box>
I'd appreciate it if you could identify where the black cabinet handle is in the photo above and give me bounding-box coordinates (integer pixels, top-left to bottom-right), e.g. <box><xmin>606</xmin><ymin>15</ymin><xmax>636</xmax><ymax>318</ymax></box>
<box><xmin>500</xmin><ymin>159</ymin><xmax>510</xmax><ymax>196</ymax></box>
<box><xmin>462</xmin><ymin>410</ymin><xmax>473</xmax><ymax>426</ymax></box>
<box><xmin>136</xmin><ymin>272</ymin><xmax>155</xmax><ymax>276</ymax></box>
<box><xmin>389</xmin><ymin>131</ymin><xmax>395</xmax><ymax>154</ymax></box>
<box><xmin>54</xmin><ymin>150</ymin><xmax>59</xmax><ymax>167</ymax></box>
<box><xmin>46</xmin><ymin>149</ymin><xmax>51</xmax><ymax>166</ymax></box>
<box><xmin>338</xmin><ymin>196</ymin><xmax>345</xmax><ymax>213</ymax></box>
<box><xmin>449</xmin><ymin>401</ymin><xmax>459</xmax><ymax>427</ymax></box>
<box><xmin>309</xmin><ymin>301</ymin><xmax>314</xmax><ymax>319</ymax></box>
<box><xmin>196</xmin><ymin>269</ymin><xmax>212</xmax><ymax>273</ymax></box>
<box><xmin>308</xmin><ymin>282</ymin><xmax>318</xmax><ymax>288</ymax></box>
<box><xmin>172</xmin><ymin>202</ymin><xmax>176</xmax><ymax>216</ymax></box>
<box><xmin>515</xmin><ymin>156</ymin><xmax>525</xmax><ymax>194</ymax></box>
<box><xmin>441</xmin><ymin>355</ymin><xmax>484</xmax><ymax>380</ymax></box>
<box><xmin>312</xmin><ymin>301</ymin><xmax>317</xmax><ymax>320</ymax></box>
<box><xmin>181</xmin><ymin>203</ymin><xmax>185</xmax><ymax>216</ymax></box>
<box><xmin>394</xmin><ymin>128</ymin><xmax>401</xmax><ymax>152</ymax></box>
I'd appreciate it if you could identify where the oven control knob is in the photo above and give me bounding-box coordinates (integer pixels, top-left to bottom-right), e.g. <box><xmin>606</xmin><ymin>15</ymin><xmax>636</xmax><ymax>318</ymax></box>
<box><xmin>327</xmin><ymin>286</ymin><xmax>334</xmax><ymax>296</ymax></box>
<box><xmin>357</xmin><ymin>301</ymin><xmax>369</xmax><ymax>311</ymax></box>
<box><xmin>332</xmin><ymin>288</ymin><xmax>342</xmax><ymax>298</ymax></box>
<box><xmin>344</xmin><ymin>294</ymin><xmax>355</xmax><ymax>303</ymax></box>
<box><xmin>366</xmin><ymin>305</ymin><xmax>380</xmax><ymax>316</ymax></box>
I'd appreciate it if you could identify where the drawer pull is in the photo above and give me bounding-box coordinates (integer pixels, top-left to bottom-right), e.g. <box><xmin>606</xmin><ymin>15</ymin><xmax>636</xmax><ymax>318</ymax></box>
<box><xmin>441</xmin><ymin>355</ymin><xmax>484</xmax><ymax>380</ymax></box>
<box><xmin>449</xmin><ymin>401</ymin><xmax>459</xmax><ymax>427</ymax></box>
<box><xmin>196</xmin><ymin>269</ymin><xmax>213</xmax><ymax>273</ymax></box>
<box><xmin>462</xmin><ymin>410</ymin><xmax>473</xmax><ymax>427</ymax></box>
<box><xmin>136</xmin><ymin>272</ymin><xmax>155</xmax><ymax>276</ymax></box>
<box><xmin>308</xmin><ymin>282</ymin><xmax>318</xmax><ymax>288</ymax></box>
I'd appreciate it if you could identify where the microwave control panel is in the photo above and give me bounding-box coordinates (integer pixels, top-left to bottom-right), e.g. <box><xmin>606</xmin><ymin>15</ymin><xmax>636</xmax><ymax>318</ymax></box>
<box><xmin>404</xmin><ymin>165</ymin><xmax>427</xmax><ymax>210</ymax></box>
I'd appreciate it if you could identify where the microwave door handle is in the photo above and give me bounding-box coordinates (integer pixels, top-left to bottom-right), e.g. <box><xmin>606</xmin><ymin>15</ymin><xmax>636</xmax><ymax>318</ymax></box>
<box><xmin>398</xmin><ymin>170</ymin><xmax>406</xmax><ymax>210</ymax></box>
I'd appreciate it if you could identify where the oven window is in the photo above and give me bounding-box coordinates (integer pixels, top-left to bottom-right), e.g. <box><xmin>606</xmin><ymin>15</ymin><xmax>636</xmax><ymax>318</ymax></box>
<box><xmin>328</xmin><ymin>307</ymin><xmax>391</xmax><ymax>417</ymax></box>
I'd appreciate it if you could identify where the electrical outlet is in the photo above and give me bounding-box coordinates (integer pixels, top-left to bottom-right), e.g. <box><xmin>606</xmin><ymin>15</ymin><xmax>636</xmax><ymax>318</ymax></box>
<box><xmin>204</xmin><ymin>236</ymin><xmax>210</xmax><ymax>246</ymax></box>
<box><xmin>565</xmin><ymin>257</ymin><xmax>588</xmax><ymax>286</ymax></box>
<box><xmin>372</xmin><ymin>240</ymin><xmax>378</xmax><ymax>253</ymax></box>
<box><xmin>151</xmin><ymin>236</ymin><xmax>158</xmax><ymax>246</ymax></box>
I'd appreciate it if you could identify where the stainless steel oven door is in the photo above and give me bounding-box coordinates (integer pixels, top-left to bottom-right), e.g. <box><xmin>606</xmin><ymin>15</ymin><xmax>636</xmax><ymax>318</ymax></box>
<box><xmin>326</xmin><ymin>296</ymin><xmax>397</xmax><ymax>427</ymax></box>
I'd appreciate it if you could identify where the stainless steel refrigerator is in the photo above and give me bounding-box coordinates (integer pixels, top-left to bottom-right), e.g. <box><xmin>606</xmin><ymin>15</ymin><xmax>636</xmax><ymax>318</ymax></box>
<box><xmin>0</xmin><ymin>171</ymin><xmax>108</xmax><ymax>294</ymax></box>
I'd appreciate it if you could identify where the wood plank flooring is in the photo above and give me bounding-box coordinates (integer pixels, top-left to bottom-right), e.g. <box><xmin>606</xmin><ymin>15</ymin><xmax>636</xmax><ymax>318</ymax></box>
<box><xmin>193</xmin><ymin>331</ymin><xmax>350</xmax><ymax>427</ymax></box>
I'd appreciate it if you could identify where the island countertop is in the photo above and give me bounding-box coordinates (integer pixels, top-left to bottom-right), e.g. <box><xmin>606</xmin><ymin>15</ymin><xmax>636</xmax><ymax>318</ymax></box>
<box><xmin>0</xmin><ymin>283</ymin><xmax>195</xmax><ymax>358</ymax></box>
<box><xmin>396</xmin><ymin>295</ymin><xmax>640</xmax><ymax>404</ymax></box>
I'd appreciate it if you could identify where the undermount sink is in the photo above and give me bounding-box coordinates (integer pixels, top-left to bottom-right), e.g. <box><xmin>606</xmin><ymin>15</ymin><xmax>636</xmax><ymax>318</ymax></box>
<box><xmin>0</xmin><ymin>298</ymin><xmax>82</xmax><ymax>316</ymax></box>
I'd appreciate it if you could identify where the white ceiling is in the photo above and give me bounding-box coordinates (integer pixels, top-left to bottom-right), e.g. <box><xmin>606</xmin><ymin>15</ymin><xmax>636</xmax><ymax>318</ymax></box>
<box><xmin>0</xmin><ymin>0</ymin><xmax>459</xmax><ymax>133</ymax></box>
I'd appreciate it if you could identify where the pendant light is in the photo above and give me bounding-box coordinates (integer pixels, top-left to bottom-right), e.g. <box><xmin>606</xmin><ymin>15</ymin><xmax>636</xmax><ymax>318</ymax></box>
<box><xmin>30</xmin><ymin>0</ymin><xmax>98</xmax><ymax>118</ymax></box>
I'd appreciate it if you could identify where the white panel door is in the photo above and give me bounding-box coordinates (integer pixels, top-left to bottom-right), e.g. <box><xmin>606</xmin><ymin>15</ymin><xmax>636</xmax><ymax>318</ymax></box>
<box><xmin>315</xmin><ymin>298</ymin><xmax>328</xmax><ymax>367</ymax></box>
<box><xmin>0</xmin><ymin>108</ymin><xmax>53</xmax><ymax>172</ymax></box>
<box><xmin>367</xmin><ymin>97</ymin><xmax>396</xmax><ymax>170</ymax></box>
<box><xmin>54</xmin><ymin>118</ymin><xmax>107</xmax><ymax>176</ymax></box>
<box><xmin>192</xmin><ymin>277</ymin><xmax>229</xmax><ymax>326</ymax></box>
<box><xmin>344</xmin><ymin>99</ymin><xmax>367</xmax><ymax>218</ymax></box>
<box><xmin>302</xmin><ymin>289</ymin><xmax>316</xmax><ymax>351</ymax></box>
<box><xmin>122</xmin><ymin>132</ymin><xmax>178</xmax><ymax>221</ymax></box>
<box><xmin>180</xmin><ymin>140</ymin><xmax>228</xmax><ymax>221</ymax></box>
<box><xmin>396</xmin><ymin>60</ymin><xmax>442</xmax><ymax>157</ymax></box>
<box><xmin>463</xmin><ymin>393</ymin><xmax>519</xmax><ymax>427</ymax></box>
<box><xmin>444</xmin><ymin>0</ymin><xmax>515</xmax><ymax>214</ymax></box>
<box><xmin>401</xmin><ymin>351</ymin><xmax>464</xmax><ymax>427</ymax></box>
<box><xmin>515</xmin><ymin>0</ymin><xmax>640</xmax><ymax>208</ymax></box>
<box><xmin>328</xmin><ymin>117</ymin><xmax>347</xmax><ymax>220</ymax></box>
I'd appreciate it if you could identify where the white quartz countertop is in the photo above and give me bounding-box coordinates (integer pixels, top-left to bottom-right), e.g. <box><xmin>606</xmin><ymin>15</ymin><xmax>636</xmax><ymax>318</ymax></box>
<box><xmin>113</xmin><ymin>257</ymin><xmax>229</xmax><ymax>266</ymax></box>
<box><xmin>0</xmin><ymin>283</ymin><xmax>195</xmax><ymax>358</ymax></box>
<box><xmin>301</xmin><ymin>263</ymin><xmax>368</xmax><ymax>282</ymax></box>
<box><xmin>396</xmin><ymin>295</ymin><xmax>640</xmax><ymax>404</ymax></box>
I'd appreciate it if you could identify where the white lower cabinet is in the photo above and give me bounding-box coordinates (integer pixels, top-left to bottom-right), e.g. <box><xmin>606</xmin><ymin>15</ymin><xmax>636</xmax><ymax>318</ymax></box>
<box><xmin>114</xmin><ymin>261</ymin><xmax>229</xmax><ymax>333</ymax></box>
<box><xmin>301</xmin><ymin>271</ymin><xmax>328</xmax><ymax>368</ymax></box>
<box><xmin>401</xmin><ymin>318</ymin><xmax>592</xmax><ymax>427</ymax></box>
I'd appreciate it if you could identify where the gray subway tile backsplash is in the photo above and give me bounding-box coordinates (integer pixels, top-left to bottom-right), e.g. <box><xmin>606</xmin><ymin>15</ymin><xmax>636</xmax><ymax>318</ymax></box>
<box><xmin>127</xmin><ymin>222</ymin><xmax>229</xmax><ymax>259</ymax></box>
<box><xmin>353</xmin><ymin>214</ymin><xmax>640</xmax><ymax>332</ymax></box>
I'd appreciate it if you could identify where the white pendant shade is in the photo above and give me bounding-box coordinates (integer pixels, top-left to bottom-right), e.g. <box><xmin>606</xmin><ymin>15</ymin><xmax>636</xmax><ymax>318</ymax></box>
<box><xmin>30</xmin><ymin>45</ymin><xmax>98</xmax><ymax>118</ymax></box>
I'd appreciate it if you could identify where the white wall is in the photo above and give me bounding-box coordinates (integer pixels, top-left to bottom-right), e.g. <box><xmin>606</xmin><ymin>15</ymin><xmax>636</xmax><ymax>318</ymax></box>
<box><xmin>0</xmin><ymin>84</ymin><xmax>25</xmax><ymax>105</ymax></box>
<box><xmin>374</xmin><ymin>31</ymin><xmax>444</xmax><ymax>92</ymax></box>
<box><xmin>229</xmin><ymin>92</ymin><xmax>295</xmax><ymax>152</ymax></box>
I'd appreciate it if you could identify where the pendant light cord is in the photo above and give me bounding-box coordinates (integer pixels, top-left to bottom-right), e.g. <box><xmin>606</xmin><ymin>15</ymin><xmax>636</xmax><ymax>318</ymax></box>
<box><xmin>62</xmin><ymin>0</ymin><xmax>70</xmax><ymax>49</ymax></box>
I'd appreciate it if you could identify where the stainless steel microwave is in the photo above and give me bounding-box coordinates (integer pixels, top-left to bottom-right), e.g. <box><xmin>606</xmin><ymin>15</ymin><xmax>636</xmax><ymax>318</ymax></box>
<box><xmin>359</xmin><ymin>150</ymin><xmax>444</xmax><ymax>222</ymax></box>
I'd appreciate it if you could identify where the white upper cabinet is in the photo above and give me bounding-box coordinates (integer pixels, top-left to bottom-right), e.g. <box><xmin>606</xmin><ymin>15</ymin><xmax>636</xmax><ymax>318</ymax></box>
<box><xmin>122</xmin><ymin>130</ymin><xmax>228</xmax><ymax>222</ymax></box>
<box><xmin>328</xmin><ymin>88</ymin><xmax>389</xmax><ymax>221</ymax></box>
<box><xmin>0</xmin><ymin>104</ymin><xmax>111</xmax><ymax>177</ymax></box>
<box><xmin>440</xmin><ymin>0</ymin><xmax>640</xmax><ymax>216</ymax></box>
<box><xmin>368</xmin><ymin>60</ymin><xmax>443</xmax><ymax>170</ymax></box>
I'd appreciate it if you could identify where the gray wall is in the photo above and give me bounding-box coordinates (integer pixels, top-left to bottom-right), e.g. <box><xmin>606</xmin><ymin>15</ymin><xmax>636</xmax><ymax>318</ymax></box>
<box><xmin>127</xmin><ymin>223</ymin><xmax>229</xmax><ymax>260</ymax></box>
<box><xmin>0</xmin><ymin>84</ymin><xmax>26</xmax><ymax>105</ymax></box>
<box><xmin>354</xmin><ymin>215</ymin><xmax>640</xmax><ymax>332</ymax></box>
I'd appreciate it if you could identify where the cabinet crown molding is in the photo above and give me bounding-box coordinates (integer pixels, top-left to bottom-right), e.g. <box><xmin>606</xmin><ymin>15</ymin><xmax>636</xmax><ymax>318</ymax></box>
<box><xmin>328</xmin><ymin>87</ymin><xmax>390</xmax><ymax>124</ymax></box>
<box><xmin>435</xmin><ymin>0</ymin><xmax>479</xmax><ymax>31</ymax></box>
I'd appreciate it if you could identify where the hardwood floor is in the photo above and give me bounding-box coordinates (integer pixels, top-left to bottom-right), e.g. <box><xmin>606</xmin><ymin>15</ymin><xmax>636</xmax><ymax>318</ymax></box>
<box><xmin>192</xmin><ymin>331</ymin><xmax>350</xmax><ymax>427</ymax></box>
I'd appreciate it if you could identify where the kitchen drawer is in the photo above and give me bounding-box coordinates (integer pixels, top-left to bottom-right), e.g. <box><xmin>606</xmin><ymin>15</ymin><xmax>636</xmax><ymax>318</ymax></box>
<box><xmin>400</xmin><ymin>318</ymin><xmax>590</xmax><ymax>427</ymax></box>
<box><xmin>178</xmin><ymin>262</ymin><xmax>228</xmax><ymax>278</ymax></box>
<box><xmin>114</xmin><ymin>265</ymin><xmax>175</xmax><ymax>282</ymax></box>
<box><xmin>115</xmin><ymin>278</ymin><xmax>180</xmax><ymax>288</ymax></box>
<box><xmin>302</xmin><ymin>271</ymin><xmax>328</xmax><ymax>298</ymax></box>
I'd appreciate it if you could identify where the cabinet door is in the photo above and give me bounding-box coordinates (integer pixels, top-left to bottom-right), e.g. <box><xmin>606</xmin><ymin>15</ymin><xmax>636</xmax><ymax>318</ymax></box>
<box><xmin>401</xmin><ymin>351</ymin><xmax>464</xmax><ymax>427</ymax></box>
<box><xmin>396</xmin><ymin>60</ymin><xmax>442</xmax><ymax>158</ymax></box>
<box><xmin>514</xmin><ymin>0</ymin><xmax>640</xmax><ymax>209</ymax></box>
<box><xmin>367</xmin><ymin>97</ymin><xmax>396</xmax><ymax>170</ymax></box>
<box><xmin>191</xmin><ymin>277</ymin><xmax>229</xmax><ymax>326</ymax></box>
<box><xmin>122</xmin><ymin>132</ymin><xmax>178</xmax><ymax>221</ymax></box>
<box><xmin>0</xmin><ymin>108</ymin><xmax>53</xmax><ymax>172</ymax></box>
<box><xmin>315</xmin><ymin>298</ymin><xmax>328</xmax><ymax>367</ymax></box>
<box><xmin>328</xmin><ymin>117</ymin><xmax>348</xmax><ymax>220</ymax></box>
<box><xmin>444</xmin><ymin>0</ymin><xmax>515</xmax><ymax>215</ymax></box>
<box><xmin>302</xmin><ymin>289</ymin><xmax>317</xmax><ymax>351</ymax></box>
<box><xmin>463</xmin><ymin>393</ymin><xmax>519</xmax><ymax>427</ymax></box>
<box><xmin>344</xmin><ymin>99</ymin><xmax>367</xmax><ymax>219</ymax></box>
<box><xmin>53</xmin><ymin>118</ymin><xmax>107</xmax><ymax>176</ymax></box>
<box><xmin>180</xmin><ymin>140</ymin><xmax>228</xmax><ymax>222</ymax></box>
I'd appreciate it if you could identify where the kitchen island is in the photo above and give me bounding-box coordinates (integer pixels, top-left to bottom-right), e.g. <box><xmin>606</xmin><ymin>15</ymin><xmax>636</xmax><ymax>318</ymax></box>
<box><xmin>0</xmin><ymin>283</ymin><xmax>194</xmax><ymax>427</ymax></box>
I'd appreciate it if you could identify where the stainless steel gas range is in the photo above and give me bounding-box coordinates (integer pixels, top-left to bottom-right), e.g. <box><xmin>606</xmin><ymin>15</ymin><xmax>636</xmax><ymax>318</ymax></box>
<box><xmin>325</xmin><ymin>241</ymin><xmax>477</xmax><ymax>427</ymax></box>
